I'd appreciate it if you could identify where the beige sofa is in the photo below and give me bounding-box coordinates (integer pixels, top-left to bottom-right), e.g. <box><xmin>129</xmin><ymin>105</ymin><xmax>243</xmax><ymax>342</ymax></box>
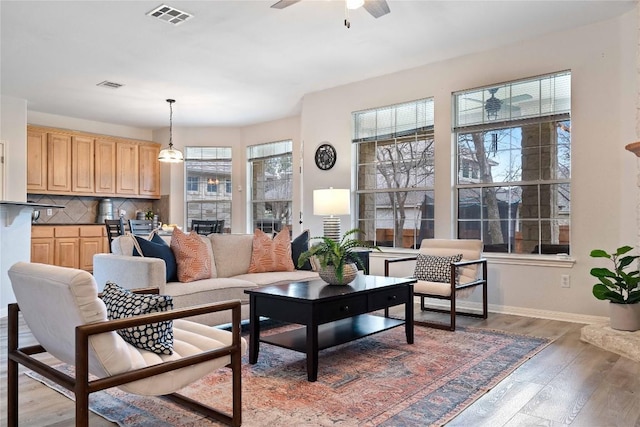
<box><xmin>93</xmin><ymin>233</ymin><xmax>318</xmax><ymax>326</ymax></box>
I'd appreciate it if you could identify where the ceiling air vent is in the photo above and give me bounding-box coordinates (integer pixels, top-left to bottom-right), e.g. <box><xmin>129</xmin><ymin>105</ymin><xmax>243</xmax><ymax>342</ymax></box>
<box><xmin>96</xmin><ymin>81</ymin><xmax>124</xmax><ymax>89</ymax></box>
<box><xmin>147</xmin><ymin>4</ymin><xmax>193</xmax><ymax>25</ymax></box>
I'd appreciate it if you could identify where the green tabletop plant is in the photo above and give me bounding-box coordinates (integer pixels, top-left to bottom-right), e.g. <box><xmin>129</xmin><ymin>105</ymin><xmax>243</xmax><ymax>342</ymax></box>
<box><xmin>297</xmin><ymin>228</ymin><xmax>380</xmax><ymax>284</ymax></box>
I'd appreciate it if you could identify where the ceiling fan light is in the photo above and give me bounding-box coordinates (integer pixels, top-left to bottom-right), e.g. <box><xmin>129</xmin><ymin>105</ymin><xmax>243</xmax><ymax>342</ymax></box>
<box><xmin>346</xmin><ymin>0</ymin><xmax>364</xmax><ymax>10</ymax></box>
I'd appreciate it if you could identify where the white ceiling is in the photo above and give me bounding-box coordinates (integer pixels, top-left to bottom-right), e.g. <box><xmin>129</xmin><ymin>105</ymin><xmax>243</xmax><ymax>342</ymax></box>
<box><xmin>1</xmin><ymin>0</ymin><xmax>636</xmax><ymax>129</ymax></box>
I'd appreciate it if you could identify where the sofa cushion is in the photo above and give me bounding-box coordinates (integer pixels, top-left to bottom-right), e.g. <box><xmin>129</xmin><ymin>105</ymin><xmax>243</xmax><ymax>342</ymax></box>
<box><xmin>233</xmin><ymin>270</ymin><xmax>319</xmax><ymax>287</ymax></box>
<box><xmin>248</xmin><ymin>227</ymin><xmax>295</xmax><ymax>273</ymax></box>
<box><xmin>170</xmin><ymin>227</ymin><xmax>212</xmax><ymax>283</ymax></box>
<box><xmin>291</xmin><ymin>229</ymin><xmax>312</xmax><ymax>270</ymax></box>
<box><xmin>165</xmin><ymin>277</ymin><xmax>257</xmax><ymax>305</ymax></box>
<box><xmin>132</xmin><ymin>233</ymin><xmax>178</xmax><ymax>283</ymax></box>
<box><xmin>100</xmin><ymin>282</ymin><xmax>174</xmax><ymax>355</ymax></box>
<box><xmin>414</xmin><ymin>253</ymin><xmax>462</xmax><ymax>283</ymax></box>
<box><xmin>210</xmin><ymin>234</ymin><xmax>254</xmax><ymax>278</ymax></box>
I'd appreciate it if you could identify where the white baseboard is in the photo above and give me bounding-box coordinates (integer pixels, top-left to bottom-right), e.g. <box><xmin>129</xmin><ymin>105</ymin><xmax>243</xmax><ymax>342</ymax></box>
<box><xmin>418</xmin><ymin>298</ymin><xmax>607</xmax><ymax>325</ymax></box>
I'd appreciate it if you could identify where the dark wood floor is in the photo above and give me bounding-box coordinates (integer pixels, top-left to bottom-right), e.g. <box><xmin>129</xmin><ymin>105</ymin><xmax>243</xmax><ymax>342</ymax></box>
<box><xmin>1</xmin><ymin>306</ymin><xmax>639</xmax><ymax>426</ymax></box>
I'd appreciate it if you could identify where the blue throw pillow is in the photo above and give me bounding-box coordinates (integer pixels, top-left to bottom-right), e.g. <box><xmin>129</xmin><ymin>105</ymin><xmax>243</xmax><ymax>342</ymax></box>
<box><xmin>133</xmin><ymin>233</ymin><xmax>178</xmax><ymax>282</ymax></box>
<box><xmin>291</xmin><ymin>230</ymin><xmax>312</xmax><ymax>270</ymax></box>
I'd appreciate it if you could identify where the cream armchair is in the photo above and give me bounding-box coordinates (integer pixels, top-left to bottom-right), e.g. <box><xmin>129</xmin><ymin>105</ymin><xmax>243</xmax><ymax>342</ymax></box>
<box><xmin>384</xmin><ymin>238</ymin><xmax>487</xmax><ymax>331</ymax></box>
<box><xmin>7</xmin><ymin>262</ymin><xmax>245</xmax><ymax>426</ymax></box>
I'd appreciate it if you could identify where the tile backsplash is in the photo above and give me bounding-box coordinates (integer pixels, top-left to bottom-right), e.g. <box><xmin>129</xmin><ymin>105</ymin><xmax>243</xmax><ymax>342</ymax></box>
<box><xmin>27</xmin><ymin>195</ymin><xmax>162</xmax><ymax>225</ymax></box>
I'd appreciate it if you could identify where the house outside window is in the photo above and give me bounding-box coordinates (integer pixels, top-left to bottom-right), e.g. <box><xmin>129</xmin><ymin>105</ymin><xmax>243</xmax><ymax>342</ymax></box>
<box><xmin>453</xmin><ymin>71</ymin><xmax>571</xmax><ymax>255</ymax></box>
<box><xmin>354</xmin><ymin>98</ymin><xmax>435</xmax><ymax>249</ymax></box>
<box><xmin>185</xmin><ymin>147</ymin><xmax>232</xmax><ymax>232</ymax></box>
<box><xmin>247</xmin><ymin>140</ymin><xmax>292</xmax><ymax>234</ymax></box>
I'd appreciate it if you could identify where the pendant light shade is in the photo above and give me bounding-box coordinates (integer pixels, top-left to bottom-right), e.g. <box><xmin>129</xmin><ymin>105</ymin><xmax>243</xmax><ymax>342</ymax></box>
<box><xmin>158</xmin><ymin>99</ymin><xmax>184</xmax><ymax>163</ymax></box>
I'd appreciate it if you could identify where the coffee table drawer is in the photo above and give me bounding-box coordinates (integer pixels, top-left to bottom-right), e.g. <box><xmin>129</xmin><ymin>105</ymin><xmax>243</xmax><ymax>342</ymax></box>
<box><xmin>318</xmin><ymin>296</ymin><xmax>367</xmax><ymax>324</ymax></box>
<box><xmin>369</xmin><ymin>287</ymin><xmax>409</xmax><ymax>311</ymax></box>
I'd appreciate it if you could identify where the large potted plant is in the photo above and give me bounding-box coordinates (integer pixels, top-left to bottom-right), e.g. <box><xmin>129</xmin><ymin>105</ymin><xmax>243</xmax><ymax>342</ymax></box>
<box><xmin>590</xmin><ymin>245</ymin><xmax>640</xmax><ymax>331</ymax></box>
<box><xmin>298</xmin><ymin>229</ymin><xmax>379</xmax><ymax>285</ymax></box>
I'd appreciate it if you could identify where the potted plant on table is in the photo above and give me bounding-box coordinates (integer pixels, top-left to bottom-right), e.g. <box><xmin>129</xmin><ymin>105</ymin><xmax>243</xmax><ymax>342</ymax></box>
<box><xmin>298</xmin><ymin>229</ymin><xmax>380</xmax><ymax>285</ymax></box>
<box><xmin>590</xmin><ymin>245</ymin><xmax>640</xmax><ymax>331</ymax></box>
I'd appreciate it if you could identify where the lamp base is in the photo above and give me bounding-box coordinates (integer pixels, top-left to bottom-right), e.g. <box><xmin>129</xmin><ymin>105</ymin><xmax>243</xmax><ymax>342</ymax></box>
<box><xmin>323</xmin><ymin>216</ymin><xmax>341</xmax><ymax>242</ymax></box>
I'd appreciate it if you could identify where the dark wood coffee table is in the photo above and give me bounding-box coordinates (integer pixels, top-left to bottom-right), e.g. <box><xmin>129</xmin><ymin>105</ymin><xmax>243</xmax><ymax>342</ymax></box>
<box><xmin>245</xmin><ymin>275</ymin><xmax>416</xmax><ymax>381</ymax></box>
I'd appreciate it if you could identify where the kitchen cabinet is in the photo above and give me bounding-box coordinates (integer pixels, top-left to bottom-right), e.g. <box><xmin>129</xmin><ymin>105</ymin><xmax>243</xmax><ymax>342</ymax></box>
<box><xmin>31</xmin><ymin>226</ymin><xmax>54</xmax><ymax>265</ymax></box>
<box><xmin>72</xmin><ymin>135</ymin><xmax>95</xmax><ymax>193</ymax></box>
<box><xmin>47</xmin><ymin>133</ymin><xmax>72</xmax><ymax>192</ymax></box>
<box><xmin>116</xmin><ymin>142</ymin><xmax>139</xmax><ymax>195</ymax></box>
<box><xmin>31</xmin><ymin>225</ymin><xmax>107</xmax><ymax>272</ymax></box>
<box><xmin>95</xmin><ymin>139</ymin><xmax>116</xmax><ymax>194</ymax></box>
<box><xmin>27</xmin><ymin>125</ymin><xmax>160</xmax><ymax>199</ymax></box>
<box><xmin>27</xmin><ymin>130</ymin><xmax>48</xmax><ymax>192</ymax></box>
<box><xmin>139</xmin><ymin>144</ymin><xmax>160</xmax><ymax>197</ymax></box>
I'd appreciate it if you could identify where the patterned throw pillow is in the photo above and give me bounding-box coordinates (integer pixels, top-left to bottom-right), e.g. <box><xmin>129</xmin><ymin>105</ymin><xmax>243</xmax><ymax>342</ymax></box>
<box><xmin>100</xmin><ymin>282</ymin><xmax>174</xmax><ymax>355</ymax></box>
<box><xmin>414</xmin><ymin>253</ymin><xmax>463</xmax><ymax>283</ymax></box>
<box><xmin>248</xmin><ymin>226</ymin><xmax>295</xmax><ymax>273</ymax></box>
<box><xmin>132</xmin><ymin>232</ymin><xmax>178</xmax><ymax>282</ymax></box>
<box><xmin>170</xmin><ymin>227</ymin><xmax>212</xmax><ymax>282</ymax></box>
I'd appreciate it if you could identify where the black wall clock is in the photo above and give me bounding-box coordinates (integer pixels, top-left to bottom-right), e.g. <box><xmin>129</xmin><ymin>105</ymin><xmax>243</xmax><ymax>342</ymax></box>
<box><xmin>315</xmin><ymin>143</ymin><xmax>337</xmax><ymax>170</ymax></box>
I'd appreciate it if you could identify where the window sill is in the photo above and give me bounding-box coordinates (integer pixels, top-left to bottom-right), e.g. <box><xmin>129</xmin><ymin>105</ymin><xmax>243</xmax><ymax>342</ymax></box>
<box><xmin>374</xmin><ymin>248</ymin><xmax>576</xmax><ymax>268</ymax></box>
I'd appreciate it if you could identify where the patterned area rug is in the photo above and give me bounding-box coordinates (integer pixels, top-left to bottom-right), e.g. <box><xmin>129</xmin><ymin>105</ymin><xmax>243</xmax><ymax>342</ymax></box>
<box><xmin>26</xmin><ymin>324</ymin><xmax>551</xmax><ymax>426</ymax></box>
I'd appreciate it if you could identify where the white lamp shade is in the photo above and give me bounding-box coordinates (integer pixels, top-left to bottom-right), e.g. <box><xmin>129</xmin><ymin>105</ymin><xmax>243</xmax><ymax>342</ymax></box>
<box><xmin>313</xmin><ymin>188</ymin><xmax>351</xmax><ymax>216</ymax></box>
<box><xmin>346</xmin><ymin>0</ymin><xmax>365</xmax><ymax>9</ymax></box>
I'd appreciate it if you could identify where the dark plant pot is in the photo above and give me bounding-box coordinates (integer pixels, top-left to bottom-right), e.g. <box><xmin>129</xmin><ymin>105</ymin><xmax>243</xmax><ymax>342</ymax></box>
<box><xmin>318</xmin><ymin>262</ymin><xmax>358</xmax><ymax>286</ymax></box>
<box><xmin>609</xmin><ymin>302</ymin><xmax>640</xmax><ymax>331</ymax></box>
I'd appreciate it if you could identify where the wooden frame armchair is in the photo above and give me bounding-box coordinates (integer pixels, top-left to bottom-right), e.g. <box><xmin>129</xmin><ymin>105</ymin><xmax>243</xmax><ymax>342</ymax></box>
<box><xmin>7</xmin><ymin>262</ymin><xmax>245</xmax><ymax>427</ymax></box>
<box><xmin>384</xmin><ymin>238</ymin><xmax>488</xmax><ymax>331</ymax></box>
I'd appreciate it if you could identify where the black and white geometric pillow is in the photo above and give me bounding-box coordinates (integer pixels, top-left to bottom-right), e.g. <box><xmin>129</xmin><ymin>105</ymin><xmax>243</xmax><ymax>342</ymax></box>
<box><xmin>414</xmin><ymin>253</ymin><xmax>463</xmax><ymax>283</ymax></box>
<box><xmin>100</xmin><ymin>282</ymin><xmax>174</xmax><ymax>355</ymax></box>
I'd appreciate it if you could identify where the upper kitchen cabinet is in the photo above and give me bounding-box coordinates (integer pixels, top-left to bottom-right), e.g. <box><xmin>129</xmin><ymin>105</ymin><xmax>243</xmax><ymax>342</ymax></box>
<box><xmin>26</xmin><ymin>125</ymin><xmax>160</xmax><ymax>199</ymax></box>
<box><xmin>47</xmin><ymin>133</ymin><xmax>72</xmax><ymax>192</ymax></box>
<box><xmin>26</xmin><ymin>129</ymin><xmax>48</xmax><ymax>192</ymax></box>
<box><xmin>116</xmin><ymin>141</ymin><xmax>139</xmax><ymax>196</ymax></box>
<box><xmin>139</xmin><ymin>144</ymin><xmax>160</xmax><ymax>197</ymax></box>
<box><xmin>72</xmin><ymin>135</ymin><xmax>95</xmax><ymax>193</ymax></box>
<box><xmin>94</xmin><ymin>139</ymin><xmax>116</xmax><ymax>194</ymax></box>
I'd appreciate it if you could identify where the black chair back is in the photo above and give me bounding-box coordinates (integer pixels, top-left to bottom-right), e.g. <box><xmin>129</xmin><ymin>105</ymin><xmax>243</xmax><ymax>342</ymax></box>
<box><xmin>104</xmin><ymin>218</ymin><xmax>125</xmax><ymax>253</ymax></box>
<box><xmin>191</xmin><ymin>219</ymin><xmax>225</xmax><ymax>235</ymax></box>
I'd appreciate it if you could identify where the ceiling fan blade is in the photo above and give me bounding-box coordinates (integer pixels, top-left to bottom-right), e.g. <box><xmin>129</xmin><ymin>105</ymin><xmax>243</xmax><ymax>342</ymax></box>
<box><xmin>508</xmin><ymin>94</ymin><xmax>533</xmax><ymax>104</ymax></box>
<box><xmin>363</xmin><ymin>0</ymin><xmax>390</xmax><ymax>18</ymax></box>
<box><xmin>271</xmin><ymin>0</ymin><xmax>301</xmax><ymax>9</ymax></box>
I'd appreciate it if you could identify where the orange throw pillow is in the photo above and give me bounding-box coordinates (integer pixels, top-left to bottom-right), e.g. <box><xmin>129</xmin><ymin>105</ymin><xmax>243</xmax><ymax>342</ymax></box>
<box><xmin>170</xmin><ymin>227</ymin><xmax>212</xmax><ymax>282</ymax></box>
<box><xmin>248</xmin><ymin>226</ymin><xmax>295</xmax><ymax>273</ymax></box>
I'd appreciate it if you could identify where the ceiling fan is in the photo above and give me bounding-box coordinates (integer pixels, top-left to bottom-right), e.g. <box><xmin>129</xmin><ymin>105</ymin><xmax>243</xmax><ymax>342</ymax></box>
<box><xmin>271</xmin><ymin>0</ymin><xmax>390</xmax><ymax>28</ymax></box>
<box><xmin>465</xmin><ymin>88</ymin><xmax>533</xmax><ymax>119</ymax></box>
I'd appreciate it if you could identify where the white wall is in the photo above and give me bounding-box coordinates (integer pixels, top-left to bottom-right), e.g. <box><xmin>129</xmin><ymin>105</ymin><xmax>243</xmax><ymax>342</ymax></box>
<box><xmin>154</xmin><ymin>116</ymin><xmax>301</xmax><ymax>233</ymax></box>
<box><xmin>299</xmin><ymin>9</ymin><xmax>638</xmax><ymax>320</ymax></box>
<box><xmin>28</xmin><ymin>111</ymin><xmax>153</xmax><ymax>140</ymax></box>
<box><xmin>1</xmin><ymin>96</ymin><xmax>27</xmax><ymax>201</ymax></box>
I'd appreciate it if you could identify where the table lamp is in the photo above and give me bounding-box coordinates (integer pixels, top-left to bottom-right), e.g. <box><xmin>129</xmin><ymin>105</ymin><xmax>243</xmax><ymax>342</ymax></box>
<box><xmin>313</xmin><ymin>188</ymin><xmax>351</xmax><ymax>241</ymax></box>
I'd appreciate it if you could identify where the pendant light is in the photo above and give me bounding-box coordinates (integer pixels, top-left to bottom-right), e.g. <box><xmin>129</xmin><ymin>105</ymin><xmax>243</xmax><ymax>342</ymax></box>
<box><xmin>158</xmin><ymin>99</ymin><xmax>184</xmax><ymax>163</ymax></box>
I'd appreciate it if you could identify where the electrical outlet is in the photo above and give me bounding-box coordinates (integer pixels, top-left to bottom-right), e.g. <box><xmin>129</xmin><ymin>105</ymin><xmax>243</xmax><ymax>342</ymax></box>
<box><xmin>561</xmin><ymin>274</ymin><xmax>571</xmax><ymax>288</ymax></box>
<box><xmin>46</xmin><ymin>208</ymin><xmax>53</xmax><ymax>216</ymax></box>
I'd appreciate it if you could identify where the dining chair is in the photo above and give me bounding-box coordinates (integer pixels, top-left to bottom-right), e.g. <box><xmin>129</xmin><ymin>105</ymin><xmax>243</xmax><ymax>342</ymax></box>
<box><xmin>104</xmin><ymin>218</ymin><xmax>125</xmax><ymax>253</ymax></box>
<box><xmin>192</xmin><ymin>219</ymin><xmax>225</xmax><ymax>235</ymax></box>
<box><xmin>128</xmin><ymin>219</ymin><xmax>154</xmax><ymax>236</ymax></box>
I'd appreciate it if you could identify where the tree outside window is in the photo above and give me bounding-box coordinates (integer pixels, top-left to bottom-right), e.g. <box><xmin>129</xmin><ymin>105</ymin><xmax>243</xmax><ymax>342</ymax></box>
<box><xmin>454</xmin><ymin>71</ymin><xmax>571</xmax><ymax>254</ymax></box>
<box><xmin>354</xmin><ymin>99</ymin><xmax>435</xmax><ymax>248</ymax></box>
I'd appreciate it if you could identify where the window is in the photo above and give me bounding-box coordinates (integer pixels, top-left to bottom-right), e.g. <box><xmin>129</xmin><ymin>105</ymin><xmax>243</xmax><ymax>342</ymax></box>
<box><xmin>247</xmin><ymin>140</ymin><xmax>292</xmax><ymax>234</ymax></box>
<box><xmin>354</xmin><ymin>98</ymin><xmax>435</xmax><ymax>249</ymax></box>
<box><xmin>185</xmin><ymin>147</ymin><xmax>232</xmax><ymax>232</ymax></box>
<box><xmin>453</xmin><ymin>71</ymin><xmax>571</xmax><ymax>255</ymax></box>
